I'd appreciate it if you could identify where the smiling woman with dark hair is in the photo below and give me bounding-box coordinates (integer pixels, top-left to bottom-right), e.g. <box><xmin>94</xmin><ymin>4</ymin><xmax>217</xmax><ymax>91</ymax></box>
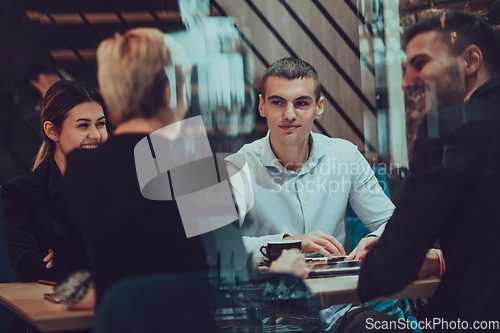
<box><xmin>33</xmin><ymin>80</ymin><xmax>108</xmax><ymax>173</ymax></box>
<box><xmin>2</xmin><ymin>80</ymin><xmax>108</xmax><ymax>284</ymax></box>
<box><xmin>1</xmin><ymin>80</ymin><xmax>108</xmax><ymax>333</ymax></box>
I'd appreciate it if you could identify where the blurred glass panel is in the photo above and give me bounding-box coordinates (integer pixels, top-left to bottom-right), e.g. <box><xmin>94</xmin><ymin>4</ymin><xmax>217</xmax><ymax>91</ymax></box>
<box><xmin>173</xmin><ymin>0</ymin><xmax>255</xmax><ymax>137</ymax></box>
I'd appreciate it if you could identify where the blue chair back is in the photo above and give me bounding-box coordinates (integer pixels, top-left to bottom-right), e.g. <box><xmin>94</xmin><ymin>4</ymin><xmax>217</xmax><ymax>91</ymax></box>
<box><xmin>94</xmin><ymin>273</ymin><xmax>218</xmax><ymax>333</ymax></box>
<box><xmin>0</xmin><ymin>193</ymin><xmax>18</xmax><ymax>284</ymax></box>
<box><xmin>346</xmin><ymin>166</ymin><xmax>391</xmax><ymax>247</ymax></box>
<box><xmin>0</xmin><ymin>192</ymin><xmax>18</xmax><ymax>333</ymax></box>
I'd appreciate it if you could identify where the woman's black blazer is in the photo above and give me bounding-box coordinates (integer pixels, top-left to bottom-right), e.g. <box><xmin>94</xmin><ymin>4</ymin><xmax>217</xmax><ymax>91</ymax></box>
<box><xmin>1</xmin><ymin>157</ymin><xmax>64</xmax><ymax>282</ymax></box>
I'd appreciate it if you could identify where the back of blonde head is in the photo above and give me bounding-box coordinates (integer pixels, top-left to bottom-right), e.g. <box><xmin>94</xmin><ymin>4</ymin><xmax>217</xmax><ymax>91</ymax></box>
<box><xmin>97</xmin><ymin>28</ymin><xmax>191</xmax><ymax>125</ymax></box>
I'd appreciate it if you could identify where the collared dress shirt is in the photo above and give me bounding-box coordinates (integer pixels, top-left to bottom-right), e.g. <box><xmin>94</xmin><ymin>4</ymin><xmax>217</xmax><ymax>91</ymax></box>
<box><xmin>226</xmin><ymin>131</ymin><xmax>395</xmax><ymax>331</ymax></box>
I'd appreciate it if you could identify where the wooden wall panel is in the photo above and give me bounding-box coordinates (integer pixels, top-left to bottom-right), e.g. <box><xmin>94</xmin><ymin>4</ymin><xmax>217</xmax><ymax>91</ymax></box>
<box><xmin>215</xmin><ymin>0</ymin><xmax>378</xmax><ymax>153</ymax></box>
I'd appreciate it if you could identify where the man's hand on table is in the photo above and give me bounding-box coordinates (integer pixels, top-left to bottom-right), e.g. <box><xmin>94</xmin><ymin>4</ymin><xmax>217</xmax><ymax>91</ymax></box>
<box><xmin>43</xmin><ymin>249</ymin><xmax>54</xmax><ymax>269</ymax></box>
<box><xmin>269</xmin><ymin>249</ymin><xmax>308</xmax><ymax>280</ymax></box>
<box><xmin>345</xmin><ymin>236</ymin><xmax>379</xmax><ymax>262</ymax></box>
<box><xmin>284</xmin><ymin>231</ymin><xmax>345</xmax><ymax>258</ymax></box>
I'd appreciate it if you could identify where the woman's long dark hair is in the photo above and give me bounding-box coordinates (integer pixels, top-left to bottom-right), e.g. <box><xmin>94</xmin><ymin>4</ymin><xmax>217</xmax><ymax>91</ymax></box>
<box><xmin>33</xmin><ymin>80</ymin><xmax>106</xmax><ymax>170</ymax></box>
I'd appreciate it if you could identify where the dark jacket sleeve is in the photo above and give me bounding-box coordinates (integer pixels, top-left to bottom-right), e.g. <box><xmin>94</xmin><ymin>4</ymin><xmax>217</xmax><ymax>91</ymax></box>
<box><xmin>52</xmin><ymin>211</ymin><xmax>89</xmax><ymax>284</ymax></box>
<box><xmin>357</xmin><ymin>113</ymin><xmax>479</xmax><ymax>302</ymax></box>
<box><xmin>357</xmin><ymin>167</ymin><xmax>468</xmax><ymax>301</ymax></box>
<box><xmin>1</xmin><ymin>181</ymin><xmax>58</xmax><ymax>282</ymax></box>
<box><xmin>52</xmin><ymin>156</ymin><xmax>90</xmax><ymax>284</ymax></box>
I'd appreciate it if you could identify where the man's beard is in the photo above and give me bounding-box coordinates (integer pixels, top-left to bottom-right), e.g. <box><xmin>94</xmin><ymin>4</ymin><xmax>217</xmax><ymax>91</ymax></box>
<box><xmin>435</xmin><ymin>62</ymin><xmax>466</xmax><ymax>111</ymax></box>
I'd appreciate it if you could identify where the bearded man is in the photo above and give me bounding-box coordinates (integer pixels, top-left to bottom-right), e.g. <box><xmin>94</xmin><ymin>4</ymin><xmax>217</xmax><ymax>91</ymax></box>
<box><xmin>358</xmin><ymin>11</ymin><xmax>500</xmax><ymax>331</ymax></box>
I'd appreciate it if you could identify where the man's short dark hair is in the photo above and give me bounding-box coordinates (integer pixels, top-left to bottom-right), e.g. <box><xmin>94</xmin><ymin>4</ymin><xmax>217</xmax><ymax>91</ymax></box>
<box><xmin>404</xmin><ymin>11</ymin><xmax>500</xmax><ymax>77</ymax></box>
<box><xmin>261</xmin><ymin>57</ymin><xmax>321</xmax><ymax>102</ymax></box>
<box><xmin>25</xmin><ymin>63</ymin><xmax>59</xmax><ymax>82</ymax></box>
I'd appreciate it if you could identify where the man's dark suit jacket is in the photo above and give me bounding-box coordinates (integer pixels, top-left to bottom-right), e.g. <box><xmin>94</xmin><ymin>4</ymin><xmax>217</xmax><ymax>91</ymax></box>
<box><xmin>358</xmin><ymin>79</ymin><xmax>500</xmax><ymax>326</ymax></box>
<box><xmin>1</xmin><ymin>157</ymin><xmax>64</xmax><ymax>282</ymax></box>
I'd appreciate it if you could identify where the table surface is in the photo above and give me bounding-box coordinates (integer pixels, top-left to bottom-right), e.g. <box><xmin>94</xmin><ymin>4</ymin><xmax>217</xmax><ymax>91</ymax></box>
<box><xmin>0</xmin><ymin>283</ymin><xmax>94</xmax><ymax>332</ymax></box>
<box><xmin>305</xmin><ymin>275</ymin><xmax>440</xmax><ymax>307</ymax></box>
<box><xmin>0</xmin><ymin>276</ymin><xmax>440</xmax><ymax>332</ymax></box>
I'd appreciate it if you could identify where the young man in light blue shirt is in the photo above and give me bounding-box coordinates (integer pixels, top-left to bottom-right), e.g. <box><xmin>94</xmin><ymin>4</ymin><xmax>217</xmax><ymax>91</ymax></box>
<box><xmin>226</xmin><ymin>58</ymin><xmax>404</xmax><ymax>332</ymax></box>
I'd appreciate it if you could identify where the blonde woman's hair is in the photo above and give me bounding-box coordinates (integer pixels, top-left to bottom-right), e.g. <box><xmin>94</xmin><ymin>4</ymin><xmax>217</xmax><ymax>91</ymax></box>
<box><xmin>97</xmin><ymin>28</ymin><xmax>192</xmax><ymax>126</ymax></box>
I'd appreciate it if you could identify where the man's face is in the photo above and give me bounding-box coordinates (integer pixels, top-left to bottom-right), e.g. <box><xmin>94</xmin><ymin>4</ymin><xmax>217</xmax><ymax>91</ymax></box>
<box><xmin>402</xmin><ymin>30</ymin><xmax>466</xmax><ymax>115</ymax></box>
<box><xmin>259</xmin><ymin>77</ymin><xmax>323</xmax><ymax>149</ymax></box>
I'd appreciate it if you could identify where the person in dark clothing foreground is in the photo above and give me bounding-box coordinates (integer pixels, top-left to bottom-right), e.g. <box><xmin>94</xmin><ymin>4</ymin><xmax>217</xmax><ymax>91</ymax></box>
<box><xmin>358</xmin><ymin>11</ymin><xmax>500</xmax><ymax>332</ymax></box>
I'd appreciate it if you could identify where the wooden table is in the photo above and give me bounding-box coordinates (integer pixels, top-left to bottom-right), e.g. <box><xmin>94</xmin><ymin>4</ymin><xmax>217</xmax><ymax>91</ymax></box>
<box><xmin>305</xmin><ymin>275</ymin><xmax>440</xmax><ymax>307</ymax></box>
<box><xmin>0</xmin><ymin>283</ymin><xmax>94</xmax><ymax>332</ymax></box>
<box><xmin>0</xmin><ymin>277</ymin><xmax>439</xmax><ymax>332</ymax></box>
